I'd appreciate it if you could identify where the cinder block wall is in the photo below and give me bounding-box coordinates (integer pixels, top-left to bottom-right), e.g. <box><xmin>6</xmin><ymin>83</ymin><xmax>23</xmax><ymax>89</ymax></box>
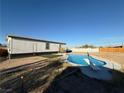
<box><xmin>71</xmin><ymin>48</ymin><xmax>99</xmax><ymax>53</ymax></box>
<box><xmin>99</xmin><ymin>48</ymin><xmax>124</xmax><ymax>53</ymax></box>
<box><xmin>71</xmin><ymin>48</ymin><xmax>124</xmax><ymax>53</ymax></box>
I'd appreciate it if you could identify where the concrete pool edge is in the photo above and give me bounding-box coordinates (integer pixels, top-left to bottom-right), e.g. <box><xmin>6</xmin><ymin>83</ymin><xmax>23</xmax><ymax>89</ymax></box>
<box><xmin>64</xmin><ymin>55</ymin><xmax>113</xmax><ymax>80</ymax></box>
<box><xmin>66</xmin><ymin>54</ymin><xmax>106</xmax><ymax>67</ymax></box>
<box><xmin>91</xmin><ymin>55</ymin><xmax>122</xmax><ymax>71</ymax></box>
<box><xmin>64</xmin><ymin>54</ymin><xmax>122</xmax><ymax>71</ymax></box>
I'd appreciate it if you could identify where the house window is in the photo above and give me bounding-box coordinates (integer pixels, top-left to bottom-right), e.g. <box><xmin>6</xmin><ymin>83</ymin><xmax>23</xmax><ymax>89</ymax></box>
<box><xmin>46</xmin><ymin>42</ymin><xmax>50</xmax><ymax>49</ymax></box>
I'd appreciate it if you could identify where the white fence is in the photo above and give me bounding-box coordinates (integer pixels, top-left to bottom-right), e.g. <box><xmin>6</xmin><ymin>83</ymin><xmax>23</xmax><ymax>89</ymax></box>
<box><xmin>71</xmin><ymin>48</ymin><xmax>99</xmax><ymax>53</ymax></box>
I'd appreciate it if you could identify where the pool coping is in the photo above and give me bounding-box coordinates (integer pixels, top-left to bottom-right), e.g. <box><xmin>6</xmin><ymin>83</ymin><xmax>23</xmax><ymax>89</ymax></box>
<box><xmin>91</xmin><ymin>55</ymin><xmax>122</xmax><ymax>71</ymax></box>
<box><xmin>65</xmin><ymin>54</ymin><xmax>122</xmax><ymax>71</ymax></box>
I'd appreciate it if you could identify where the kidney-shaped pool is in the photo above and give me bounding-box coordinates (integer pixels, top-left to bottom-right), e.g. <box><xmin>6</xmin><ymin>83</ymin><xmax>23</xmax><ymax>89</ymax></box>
<box><xmin>67</xmin><ymin>54</ymin><xmax>106</xmax><ymax>66</ymax></box>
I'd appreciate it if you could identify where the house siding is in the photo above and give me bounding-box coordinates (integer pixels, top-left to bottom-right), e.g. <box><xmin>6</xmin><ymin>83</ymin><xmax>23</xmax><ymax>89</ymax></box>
<box><xmin>7</xmin><ymin>36</ymin><xmax>65</xmax><ymax>54</ymax></box>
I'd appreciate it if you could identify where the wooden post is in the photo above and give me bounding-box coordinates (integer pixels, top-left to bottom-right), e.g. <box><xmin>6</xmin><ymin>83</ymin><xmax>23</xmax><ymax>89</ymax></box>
<box><xmin>9</xmin><ymin>53</ymin><xmax>11</xmax><ymax>61</ymax></box>
<box><xmin>20</xmin><ymin>76</ymin><xmax>25</xmax><ymax>93</ymax></box>
<box><xmin>8</xmin><ymin>49</ymin><xmax>11</xmax><ymax>62</ymax></box>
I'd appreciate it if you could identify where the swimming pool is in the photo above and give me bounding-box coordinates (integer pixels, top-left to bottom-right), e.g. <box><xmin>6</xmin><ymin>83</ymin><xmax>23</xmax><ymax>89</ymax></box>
<box><xmin>67</xmin><ymin>54</ymin><xmax>106</xmax><ymax>66</ymax></box>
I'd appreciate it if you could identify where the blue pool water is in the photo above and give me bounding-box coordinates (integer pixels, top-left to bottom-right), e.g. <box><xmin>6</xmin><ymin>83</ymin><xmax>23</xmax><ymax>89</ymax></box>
<box><xmin>67</xmin><ymin>54</ymin><xmax>106</xmax><ymax>66</ymax></box>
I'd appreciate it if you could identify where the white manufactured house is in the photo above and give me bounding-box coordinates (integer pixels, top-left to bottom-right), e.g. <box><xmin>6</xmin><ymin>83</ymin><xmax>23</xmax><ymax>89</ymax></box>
<box><xmin>7</xmin><ymin>35</ymin><xmax>66</xmax><ymax>55</ymax></box>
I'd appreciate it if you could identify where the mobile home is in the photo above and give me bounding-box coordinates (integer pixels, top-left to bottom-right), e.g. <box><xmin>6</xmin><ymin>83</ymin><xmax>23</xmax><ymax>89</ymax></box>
<box><xmin>7</xmin><ymin>35</ymin><xmax>66</xmax><ymax>55</ymax></box>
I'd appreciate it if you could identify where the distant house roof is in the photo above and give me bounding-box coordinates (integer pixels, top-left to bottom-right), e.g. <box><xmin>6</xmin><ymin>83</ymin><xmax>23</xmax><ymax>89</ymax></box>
<box><xmin>7</xmin><ymin>35</ymin><xmax>66</xmax><ymax>45</ymax></box>
<box><xmin>113</xmin><ymin>46</ymin><xmax>123</xmax><ymax>48</ymax></box>
<box><xmin>105</xmin><ymin>45</ymin><xmax>123</xmax><ymax>48</ymax></box>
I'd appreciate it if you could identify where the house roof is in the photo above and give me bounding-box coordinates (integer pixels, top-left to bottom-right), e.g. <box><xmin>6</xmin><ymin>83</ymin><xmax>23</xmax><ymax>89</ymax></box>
<box><xmin>7</xmin><ymin>35</ymin><xmax>66</xmax><ymax>45</ymax></box>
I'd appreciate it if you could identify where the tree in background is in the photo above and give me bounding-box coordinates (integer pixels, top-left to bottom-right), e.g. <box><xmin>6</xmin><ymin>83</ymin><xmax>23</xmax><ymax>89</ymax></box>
<box><xmin>77</xmin><ymin>44</ymin><xmax>96</xmax><ymax>48</ymax></box>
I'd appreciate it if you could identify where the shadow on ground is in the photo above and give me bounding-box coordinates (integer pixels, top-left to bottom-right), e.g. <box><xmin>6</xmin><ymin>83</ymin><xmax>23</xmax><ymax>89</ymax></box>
<box><xmin>1</xmin><ymin>61</ymin><xmax>124</xmax><ymax>93</ymax></box>
<box><xmin>43</xmin><ymin>66</ymin><xmax>124</xmax><ymax>93</ymax></box>
<box><xmin>0</xmin><ymin>59</ymin><xmax>62</xmax><ymax>93</ymax></box>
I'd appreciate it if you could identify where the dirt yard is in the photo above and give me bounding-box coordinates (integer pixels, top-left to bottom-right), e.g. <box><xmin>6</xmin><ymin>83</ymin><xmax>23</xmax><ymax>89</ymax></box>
<box><xmin>0</xmin><ymin>56</ymin><xmax>47</xmax><ymax>71</ymax></box>
<box><xmin>43</xmin><ymin>67</ymin><xmax>124</xmax><ymax>93</ymax></box>
<box><xmin>0</xmin><ymin>53</ymin><xmax>124</xmax><ymax>93</ymax></box>
<box><xmin>0</xmin><ymin>54</ymin><xmax>62</xmax><ymax>93</ymax></box>
<box><xmin>90</xmin><ymin>52</ymin><xmax>124</xmax><ymax>66</ymax></box>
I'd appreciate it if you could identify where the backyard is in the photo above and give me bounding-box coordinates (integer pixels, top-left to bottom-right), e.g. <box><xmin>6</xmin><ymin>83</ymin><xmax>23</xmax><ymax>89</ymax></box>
<box><xmin>0</xmin><ymin>53</ymin><xmax>124</xmax><ymax>93</ymax></box>
<box><xmin>1</xmin><ymin>0</ymin><xmax>124</xmax><ymax>93</ymax></box>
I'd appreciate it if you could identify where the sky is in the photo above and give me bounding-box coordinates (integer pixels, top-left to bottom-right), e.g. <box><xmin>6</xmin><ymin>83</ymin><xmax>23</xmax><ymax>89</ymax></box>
<box><xmin>0</xmin><ymin>0</ymin><xmax>124</xmax><ymax>46</ymax></box>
